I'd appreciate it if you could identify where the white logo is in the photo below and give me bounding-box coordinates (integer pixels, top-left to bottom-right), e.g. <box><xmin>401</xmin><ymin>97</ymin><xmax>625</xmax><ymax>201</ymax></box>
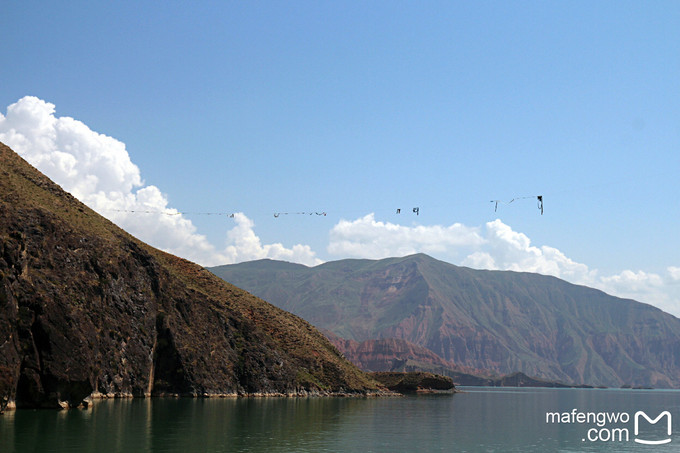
<box><xmin>634</xmin><ymin>411</ymin><xmax>672</xmax><ymax>445</ymax></box>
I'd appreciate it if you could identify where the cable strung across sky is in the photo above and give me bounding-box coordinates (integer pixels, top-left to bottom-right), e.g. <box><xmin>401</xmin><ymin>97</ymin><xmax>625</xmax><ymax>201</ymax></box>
<box><xmin>107</xmin><ymin>209</ymin><xmax>236</xmax><ymax>217</ymax></box>
<box><xmin>491</xmin><ymin>195</ymin><xmax>543</xmax><ymax>215</ymax></box>
<box><xmin>107</xmin><ymin>196</ymin><xmax>544</xmax><ymax>220</ymax></box>
<box><xmin>274</xmin><ymin>212</ymin><xmax>327</xmax><ymax>217</ymax></box>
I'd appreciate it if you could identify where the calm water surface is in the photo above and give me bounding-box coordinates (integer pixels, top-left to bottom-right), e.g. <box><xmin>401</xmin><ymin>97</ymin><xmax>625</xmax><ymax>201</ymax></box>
<box><xmin>2</xmin><ymin>387</ymin><xmax>680</xmax><ymax>452</ymax></box>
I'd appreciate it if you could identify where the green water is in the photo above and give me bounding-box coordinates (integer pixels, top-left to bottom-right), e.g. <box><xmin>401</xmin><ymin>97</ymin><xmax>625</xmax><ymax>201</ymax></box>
<box><xmin>2</xmin><ymin>387</ymin><xmax>680</xmax><ymax>452</ymax></box>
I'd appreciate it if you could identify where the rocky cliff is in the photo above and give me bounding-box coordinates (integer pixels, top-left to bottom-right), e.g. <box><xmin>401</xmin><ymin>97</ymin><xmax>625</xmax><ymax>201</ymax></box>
<box><xmin>0</xmin><ymin>142</ymin><xmax>383</xmax><ymax>411</ymax></box>
<box><xmin>369</xmin><ymin>372</ymin><xmax>454</xmax><ymax>393</ymax></box>
<box><xmin>324</xmin><ymin>335</ymin><xmax>492</xmax><ymax>381</ymax></box>
<box><xmin>210</xmin><ymin>255</ymin><xmax>680</xmax><ymax>388</ymax></box>
<box><xmin>330</xmin><ymin>337</ymin><xmax>457</xmax><ymax>372</ymax></box>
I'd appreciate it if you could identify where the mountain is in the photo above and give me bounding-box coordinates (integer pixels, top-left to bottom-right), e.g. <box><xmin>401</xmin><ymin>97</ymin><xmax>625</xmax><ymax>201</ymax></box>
<box><xmin>209</xmin><ymin>255</ymin><xmax>680</xmax><ymax>388</ymax></box>
<box><xmin>0</xmin><ymin>142</ymin><xmax>383</xmax><ymax>411</ymax></box>
<box><xmin>328</xmin><ymin>336</ymin><xmax>461</xmax><ymax>373</ymax></box>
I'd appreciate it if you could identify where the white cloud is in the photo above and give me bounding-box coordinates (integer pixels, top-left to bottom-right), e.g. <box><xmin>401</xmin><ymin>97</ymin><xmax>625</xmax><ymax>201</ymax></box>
<box><xmin>465</xmin><ymin>221</ymin><xmax>679</xmax><ymax>315</ymax></box>
<box><xmin>669</xmin><ymin>267</ymin><xmax>680</xmax><ymax>281</ymax></box>
<box><xmin>469</xmin><ymin>219</ymin><xmax>594</xmax><ymax>281</ymax></box>
<box><xmin>0</xmin><ymin>97</ymin><xmax>142</xmax><ymax>199</ymax></box>
<box><xmin>0</xmin><ymin>96</ymin><xmax>317</xmax><ymax>267</ymax></box>
<box><xmin>2</xmin><ymin>96</ymin><xmax>678</xmax><ymax>316</ymax></box>
<box><xmin>328</xmin><ymin>213</ymin><xmax>485</xmax><ymax>259</ymax></box>
<box><xmin>598</xmin><ymin>270</ymin><xmax>664</xmax><ymax>300</ymax></box>
<box><xmin>327</xmin><ymin>215</ymin><xmax>590</xmax><ymax>280</ymax></box>
<box><xmin>224</xmin><ymin>213</ymin><xmax>321</xmax><ymax>266</ymax></box>
<box><xmin>596</xmin><ymin>269</ymin><xmax>680</xmax><ymax>316</ymax></box>
<box><xmin>327</xmin><ymin>214</ymin><xmax>680</xmax><ymax>316</ymax></box>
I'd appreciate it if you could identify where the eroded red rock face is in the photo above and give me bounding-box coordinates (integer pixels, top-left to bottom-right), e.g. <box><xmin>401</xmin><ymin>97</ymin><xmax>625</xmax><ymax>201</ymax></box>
<box><xmin>330</xmin><ymin>337</ymin><xmax>455</xmax><ymax>371</ymax></box>
<box><xmin>212</xmin><ymin>253</ymin><xmax>680</xmax><ymax>389</ymax></box>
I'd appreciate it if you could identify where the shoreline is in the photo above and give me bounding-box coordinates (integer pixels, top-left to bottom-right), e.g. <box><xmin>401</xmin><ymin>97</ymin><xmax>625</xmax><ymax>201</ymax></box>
<box><xmin>1</xmin><ymin>389</ymin><xmax>400</xmax><ymax>413</ymax></box>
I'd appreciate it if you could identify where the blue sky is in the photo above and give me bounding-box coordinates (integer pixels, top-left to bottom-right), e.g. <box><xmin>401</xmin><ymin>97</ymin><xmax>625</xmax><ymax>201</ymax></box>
<box><xmin>2</xmin><ymin>1</ymin><xmax>679</xmax><ymax>314</ymax></box>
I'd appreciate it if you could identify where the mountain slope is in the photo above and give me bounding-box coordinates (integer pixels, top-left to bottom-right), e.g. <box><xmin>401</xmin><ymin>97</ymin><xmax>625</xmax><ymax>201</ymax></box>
<box><xmin>210</xmin><ymin>254</ymin><xmax>680</xmax><ymax>388</ymax></box>
<box><xmin>0</xmin><ymin>142</ymin><xmax>382</xmax><ymax>410</ymax></box>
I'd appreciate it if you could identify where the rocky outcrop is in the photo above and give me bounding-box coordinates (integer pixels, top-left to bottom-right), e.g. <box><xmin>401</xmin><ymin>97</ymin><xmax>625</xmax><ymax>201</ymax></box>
<box><xmin>0</xmin><ymin>142</ymin><xmax>384</xmax><ymax>411</ymax></box>
<box><xmin>326</xmin><ymin>335</ymin><xmax>587</xmax><ymax>388</ymax></box>
<box><xmin>326</xmin><ymin>335</ymin><xmax>485</xmax><ymax>375</ymax></box>
<box><xmin>369</xmin><ymin>372</ymin><xmax>454</xmax><ymax>393</ymax></box>
<box><xmin>329</xmin><ymin>337</ymin><xmax>454</xmax><ymax>371</ymax></box>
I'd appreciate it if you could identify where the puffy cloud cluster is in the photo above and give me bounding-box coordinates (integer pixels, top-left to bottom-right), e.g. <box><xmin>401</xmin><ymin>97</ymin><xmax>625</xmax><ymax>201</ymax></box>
<box><xmin>461</xmin><ymin>220</ymin><xmax>594</xmax><ymax>280</ymax></box>
<box><xmin>597</xmin><ymin>269</ymin><xmax>680</xmax><ymax>316</ymax></box>
<box><xmin>328</xmin><ymin>215</ymin><xmax>680</xmax><ymax>316</ymax></box>
<box><xmin>224</xmin><ymin>213</ymin><xmax>321</xmax><ymax>265</ymax></box>
<box><xmin>0</xmin><ymin>96</ymin><xmax>142</xmax><ymax>200</ymax></box>
<box><xmin>328</xmin><ymin>214</ymin><xmax>484</xmax><ymax>259</ymax></box>
<box><xmin>471</xmin><ymin>221</ymin><xmax>680</xmax><ymax>315</ymax></box>
<box><xmin>1</xmin><ymin>96</ymin><xmax>678</xmax><ymax>315</ymax></box>
<box><xmin>328</xmin><ymin>215</ymin><xmax>591</xmax><ymax>280</ymax></box>
<box><xmin>0</xmin><ymin>96</ymin><xmax>319</xmax><ymax>266</ymax></box>
<box><xmin>669</xmin><ymin>267</ymin><xmax>680</xmax><ymax>282</ymax></box>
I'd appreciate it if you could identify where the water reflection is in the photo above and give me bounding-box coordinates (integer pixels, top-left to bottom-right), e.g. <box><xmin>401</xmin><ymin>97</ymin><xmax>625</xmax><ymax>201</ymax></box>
<box><xmin>1</xmin><ymin>389</ymin><xmax>680</xmax><ymax>452</ymax></box>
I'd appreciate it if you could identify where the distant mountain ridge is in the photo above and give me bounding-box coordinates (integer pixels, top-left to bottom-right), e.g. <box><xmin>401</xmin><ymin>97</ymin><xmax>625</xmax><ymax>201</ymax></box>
<box><xmin>0</xmin><ymin>142</ymin><xmax>383</xmax><ymax>411</ymax></box>
<box><xmin>210</xmin><ymin>255</ymin><xmax>680</xmax><ymax>388</ymax></box>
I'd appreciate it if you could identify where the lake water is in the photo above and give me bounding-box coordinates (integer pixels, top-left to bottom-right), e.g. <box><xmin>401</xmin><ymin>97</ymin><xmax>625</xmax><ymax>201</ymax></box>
<box><xmin>2</xmin><ymin>387</ymin><xmax>680</xmax><ymax>452</ymax></box>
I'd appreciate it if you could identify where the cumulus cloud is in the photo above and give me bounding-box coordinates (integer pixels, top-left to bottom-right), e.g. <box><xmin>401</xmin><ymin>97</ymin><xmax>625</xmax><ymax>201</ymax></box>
<box><xmin>467</xmin><ymin>220</ymin><xmax>679</xmax><ymax>315</ymax></box>
<box><xmin>465</xmin><ymin>219</ymin><xmax>594</xmax><ymax>281</ymax></box>
<box><xmin>669</xmin><ymin>267</ymin><xmax>680</xmax><ymax>282</ymax></box>
<box><xmin>327</xmin><ymin>214</ymin><xmax>680</xmax><ymax>316</ymax></box>
<box><xmin>0</xmin><ymin>97</ymin><xmax>143</xmax><ymax>199</ymax></box>
<box><xmin>598</xmin><ymin>270</ymin><xmax>664</xmax><ymax>301</ymax></box>
<box><xmin>328</xmin><ymin>215</ymin><xmax>590</xmax><ymax>281</ymax></box>
<box><xmin>596</xmin><ymin>269</ymin><xmax>680</xmax><ymax>316</ymax></box>
<box><xmin>328</xmin><ymin>213</ymin><xmax>485</xmax><ymax>259</ymax></box>
<box><xmin>2</xmin><ymin>96</ymin><xmax>678</xmax><ymax>315</ymax></box>
<box><xmin>0</xmin><ymin>96</ymin><xmax>318</xmax><ymax>266</ymax></box>
<box><xmin>224</xmin><ymin>213</ymin><xmax>321</xmax><ymax>266</ymax></box>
